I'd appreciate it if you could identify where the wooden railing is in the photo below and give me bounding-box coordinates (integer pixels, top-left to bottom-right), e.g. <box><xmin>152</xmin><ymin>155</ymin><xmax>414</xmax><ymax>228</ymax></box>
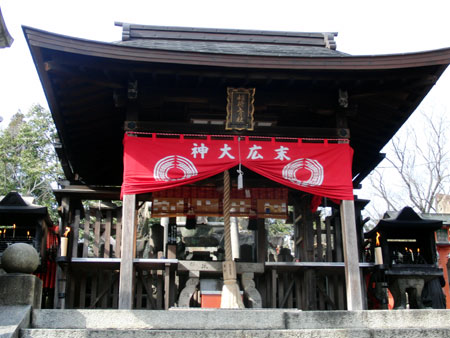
<box><xmin>72</xmin><ymin>208</ymin><xmax>122</xmax><ymax>259</ymax></box>
<box><xmin>59</xmin><ymin>206</ymin><xmax>369</xmax><ymax>310</ymax></box>
<box><xmin>262</xmin><ymin>262</ymin><xmax>374</xmax><ymax>310</ymax></box>
<box><xmin>63</xmin><ymin>208</ymin><xmax>176</xmax><ymax>310</ymax></box>
<box><xmin>261</xmin><ymin>262</ymin><xmax>346</xmax><ymax>310</ymax></box>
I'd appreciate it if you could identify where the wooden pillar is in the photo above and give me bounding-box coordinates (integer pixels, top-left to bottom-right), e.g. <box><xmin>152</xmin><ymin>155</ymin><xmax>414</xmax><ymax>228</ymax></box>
<box><xmin>71</xmin><ymin>210</ymin><xmax>81</xmax><ymax>258</ymax></box>
<box><xmin>303</xmin><ymin>198</ymin><xmax>317</xmax><ymax>310</ymax></box>
<box><xmin>67</xmin><ymin>209</ymin><xmax>81</xmax><ymax>309</ymax></box>
<box><xmin>256</xmin><ymin>219</ymin><xmax>266</xmax><ymax>263</ymax></box>
<box><xmin>256</xmin><ymin>218</ymin><xmax>267</xmax><ymax>306</ymax></box>
<box><xmin>54</xmin><ymin>196</ymin><xmax>70</xmax><ymax>309</ymax></box>
<box><xmin>119</xmin><ymin>194</ymin><xmax>137</xmax><ymax>309</ymax></box>
<box><xmin>164</xmin><ymin>264</ymin><xmax>170</xmax><ymax>310</ymax></box>
<box><xmin>333</xmin><ymin>216</ymin><xmax>345</xmax><ymax>309</ymax></box>
<box><xmin>340</xmin><ymin>199</ymin><xmax>363</xmax><ymax>310</ymax></box>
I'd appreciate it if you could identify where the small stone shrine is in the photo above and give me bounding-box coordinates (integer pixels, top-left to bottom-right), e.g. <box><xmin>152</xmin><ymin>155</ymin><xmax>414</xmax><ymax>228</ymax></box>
<box><xmin>366</xmin><ymin>207</ymin><xmax>443</xmax><ymax>309</ymax></box>
<box><xmin>0</xmin><ymin>191</ymin><xmax>52</xmax><ymax>255</ymax></box>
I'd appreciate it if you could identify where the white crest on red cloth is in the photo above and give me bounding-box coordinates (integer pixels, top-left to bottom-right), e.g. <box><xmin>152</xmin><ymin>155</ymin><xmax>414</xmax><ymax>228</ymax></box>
<box><xmin>154</xmin><ymin>155</ymin><xmax>198</xmax><ymax>181</ymax></box>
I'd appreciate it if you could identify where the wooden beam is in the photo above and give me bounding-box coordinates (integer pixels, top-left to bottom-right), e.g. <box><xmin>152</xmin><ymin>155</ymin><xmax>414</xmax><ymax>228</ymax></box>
<box><xmin>125</xmin><ymin>121</ymin><xmax>349</xmax><ymax>139</ymax></box>
<box><xmin>340</xmin><ymin>200</ymin><xmax>364</xmax><ymax>310</ymax></box>
<box><xmin>140</xmin><ymin>87</ymin><xmax>337</xmax><ymax>106</ymax></box>
<box><xmin>59</xmin><ymin>101</ymin><xmax>112</xmax><ymax>118</ymax></box>
<box><xmin>66</xmin><ymin>117</ymin><xmax>118</xmax><ymax>133</ymax></box>
<box><xmin>45</xmin><ymin>61</ymin><xmax>124</xmax><ymax>89</ymax></box>
<box><xmin>178</xmin><ymin>260</ymin><xmax>264</xmax><ymax>274</ymax></box>
<box><xmin>59</xmin><ymin>90</ymin><xmax>112</xmax><ymax>108</ymax></box>
<box><xmin>119</xmin><ymin>194</ymin><xmax>137</xmax><ymax>309</ymax></box>
<box><xmin>56</xmin><ymin>83</ymin><xmax>102</xmax><ymax>98</ymax></box>
<box><xmin>53</xmin><ymin>186</ymin><xmax>121</xmax><ymax>201</ymax></box>
<box><xmin>54</xmin><ymin>141</ymin><xmax>74</xmax><ymax>182</ymax></box>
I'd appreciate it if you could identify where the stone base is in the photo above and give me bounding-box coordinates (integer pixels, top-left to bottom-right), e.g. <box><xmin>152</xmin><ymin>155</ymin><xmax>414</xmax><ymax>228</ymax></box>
<box><xmin>388</xmin><ymin>277</ymin><xmax>425</xmax><ymax>309</ymax></box>
<box><xmin>16</xmin><ymin>308</ymin><xmax>450</xmax><ymax>338</ymax></box>
<box><xmin>0</xmin><ymin>274</ymin><xmax>42</xmax><ymax>309</ymax></box>
<box><xmin>0</xmin><ymin>305</ymin><xmax>32</xmax><ymax>338</ymax></box>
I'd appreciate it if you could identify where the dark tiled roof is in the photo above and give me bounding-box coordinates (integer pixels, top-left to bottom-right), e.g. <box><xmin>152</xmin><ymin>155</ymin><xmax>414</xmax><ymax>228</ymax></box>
<box><xmin>114</xmin><ymin>22</ymin><xmax>347</xmax><ymax>57</ymax></box>
<box><xmin>421</xmin><ymin>213</ymin><xmax>450</xmax><ymax>225</ymax></box>
<box><xmin>0</xmin><ymin>7</ymin><xmax>13</xmax><ymax>48</ymax></box>
<box><xmin>385</xmin><ymin>211</ymin><xmax>450</xmax><ymax>225</ymax></box>
<box><xmin>115</xmin><ymin>39</ymin><xmax>348</xmax><ymax>57</ymax></box>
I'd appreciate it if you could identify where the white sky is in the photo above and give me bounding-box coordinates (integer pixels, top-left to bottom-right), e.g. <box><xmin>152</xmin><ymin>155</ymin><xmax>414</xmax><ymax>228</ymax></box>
<box><xmin>1</xmin><ymin>0</ymin><xmax>449</xmax><ymax>123</ymax></box>
<box><xmin>1</xmin><ymin>0</ymin><xmax>450</xmax><ymax>209</ymax></box>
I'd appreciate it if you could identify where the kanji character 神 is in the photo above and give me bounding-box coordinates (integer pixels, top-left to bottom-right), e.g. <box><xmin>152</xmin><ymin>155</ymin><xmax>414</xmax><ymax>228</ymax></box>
<box><xmin>191</xmin><ymin>143</ymin><xmax>209</xmax><ymax>159</ymax></box>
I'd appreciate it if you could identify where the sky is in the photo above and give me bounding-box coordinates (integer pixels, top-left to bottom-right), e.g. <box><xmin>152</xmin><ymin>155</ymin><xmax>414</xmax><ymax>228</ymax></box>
<box><xmin>1</xmin><ymin>0</ymin><xmax>450</xmax><ymax>212</ymax></box>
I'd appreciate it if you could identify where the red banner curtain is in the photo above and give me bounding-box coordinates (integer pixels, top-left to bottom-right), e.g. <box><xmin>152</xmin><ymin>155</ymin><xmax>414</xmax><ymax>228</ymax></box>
<box><xmin>121</xmin><ymin>133</ymin><xmax>354</xmax><ymax>201</ymax></box>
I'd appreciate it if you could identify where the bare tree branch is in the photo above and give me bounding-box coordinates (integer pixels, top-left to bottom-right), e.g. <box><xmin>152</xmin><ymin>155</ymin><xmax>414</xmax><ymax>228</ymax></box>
<box><xmin>364</xmin><ymin>108</ymin><xmax>450</xmax><ymax>220</ymax></box>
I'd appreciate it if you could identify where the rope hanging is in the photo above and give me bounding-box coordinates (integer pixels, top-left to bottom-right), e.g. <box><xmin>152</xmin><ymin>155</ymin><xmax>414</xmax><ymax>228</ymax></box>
<box><xmin>223</xmin><ymin>169</ymin><xmax>233</xmax><ymax>262</ymax></box>
<box><xmin>221</xmin><ymin>169</ymin><xmax>245</xmax><ymax>308</ymax></box>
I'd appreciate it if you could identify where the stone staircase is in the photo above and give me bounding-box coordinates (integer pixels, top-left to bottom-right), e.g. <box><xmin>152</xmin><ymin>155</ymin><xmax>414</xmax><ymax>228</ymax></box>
<box><xmin>19</xmin><ymin>309</ymin><xmax>450</xmax><ymax>338</ymax></box>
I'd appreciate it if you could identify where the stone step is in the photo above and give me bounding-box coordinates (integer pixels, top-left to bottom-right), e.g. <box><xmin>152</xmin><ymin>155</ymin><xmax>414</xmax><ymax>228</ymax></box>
<box><xmin>30</xmin><ymin>309</ymin><xmax>450</xmax><ymax>330</ymax></box>
<box><xmin>20</xmin><ymin>328</ymin><xmax>450</xmax><ymax>338</ymax></box>
<box><xmin>30</xmin><ymin>309</ymin><xmax>288</xmax><ymax>330</ymax></box>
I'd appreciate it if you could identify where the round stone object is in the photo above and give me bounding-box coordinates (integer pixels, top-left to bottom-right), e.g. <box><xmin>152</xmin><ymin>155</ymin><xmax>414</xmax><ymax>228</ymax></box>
<box><xmin>2</xmin><ymin>243</ymin><xmax>40</xmax><ymax>273</ymax></box>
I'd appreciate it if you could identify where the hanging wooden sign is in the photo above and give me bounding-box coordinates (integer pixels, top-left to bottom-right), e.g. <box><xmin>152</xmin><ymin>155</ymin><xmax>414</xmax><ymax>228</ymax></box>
<box><xmin>225</xmin><ymin>88</ymin><xmax>255</xmax><ymax>131</ymax></box>
<box><xmin>150</xmin><ymin>187</ymin><xmax>289</xmax><ymax>218</ymax></box>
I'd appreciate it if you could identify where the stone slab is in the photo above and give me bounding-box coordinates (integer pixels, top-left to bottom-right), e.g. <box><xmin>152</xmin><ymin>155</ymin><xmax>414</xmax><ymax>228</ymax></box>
<box><xmin>0</xmin><ymin>275</ymin><xmax>42</xmax><ymax>309</ymax></box>
<box><xmin>286</xmin><ymin>309</ymin><xmax>450</xmax><ymax>329</ymax></box>
<box><xmin>32</xmin><ymin>308</ymin><xmax>450</xmax><ymax>331</ymax></box>
<box><xmin>178</xmin><ymin>261</ymin><xmax>264</xmax><ymax>274</ymax></box>
<box><xmin>0</xmin><ymin>306</ymin><xmax>31</xmax><ymax>338</ymax></box>
<box><xmin>21</xmin><ymin>309</ymin><xmax>450</xmax><ymax>338</ymax></box>
<box><xmin>20</xmin><ymin>328</ymin><xmax>450</xmax><ymax>338</ymax></box>
<box><xmin>31</xmin><ymin>309</ymin><xmax>289</xmax><ymax>330</ymax></box>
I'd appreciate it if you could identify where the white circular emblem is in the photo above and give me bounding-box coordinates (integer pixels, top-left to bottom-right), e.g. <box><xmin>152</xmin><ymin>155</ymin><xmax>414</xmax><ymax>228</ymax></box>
<box><xmin>154</xmin><ymin>155</ymin><xmax>198</xmax><ymax>182</ymax></box>
<box><xmin>282</xmin><ymin>158</ymin><xmax>324</xmax><ymax>187</ymax></box>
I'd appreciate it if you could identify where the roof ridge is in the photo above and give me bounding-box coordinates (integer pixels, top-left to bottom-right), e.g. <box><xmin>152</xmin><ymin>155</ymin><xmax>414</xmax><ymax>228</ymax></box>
<box><xmin>114</xmin><ymin>22</ymin><xmax>337</xmax><ymax>50</ymax></box>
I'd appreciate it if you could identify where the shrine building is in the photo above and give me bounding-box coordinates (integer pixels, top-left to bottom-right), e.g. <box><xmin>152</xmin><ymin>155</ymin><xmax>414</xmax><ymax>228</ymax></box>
<box><xmin>22</xmin><ymin>23</ymin><xmax>450</xmax><ymax>311</ymax></box>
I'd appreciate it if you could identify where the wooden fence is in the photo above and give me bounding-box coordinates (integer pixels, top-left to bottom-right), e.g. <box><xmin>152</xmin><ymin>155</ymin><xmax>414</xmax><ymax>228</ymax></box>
<box><xmin>64</xmin><ymin>208</ymin><xmax>170</xmax><ymax>309</ymax></box>
<box><xmin>60</xmin><ymin>205</ymin><xmax>363</xmax><ymax>310</ymax></box>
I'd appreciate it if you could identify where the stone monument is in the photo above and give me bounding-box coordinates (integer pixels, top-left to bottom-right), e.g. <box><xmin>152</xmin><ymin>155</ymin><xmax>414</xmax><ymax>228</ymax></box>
<box><xmin>0</xmin><ymin>243</ymin><xmax>42</xmax><ymax>308</ymax></box>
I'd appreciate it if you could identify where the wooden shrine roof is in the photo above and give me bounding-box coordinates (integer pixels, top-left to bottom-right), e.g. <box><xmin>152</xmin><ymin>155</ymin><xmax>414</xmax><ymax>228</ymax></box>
<box><xmin>0</xmin><ymin>7</ymin><xmax>13</xmax><ymax>48</ymax></box>
<box><xmin>0</xmin><ymin>192</ymin><xmax>51</xmax><ymax>226</ymax></box>
<box><xmin>23</xmin><ymin>24</ymin><xmax>450</xmax><ymax>188</ymax></box>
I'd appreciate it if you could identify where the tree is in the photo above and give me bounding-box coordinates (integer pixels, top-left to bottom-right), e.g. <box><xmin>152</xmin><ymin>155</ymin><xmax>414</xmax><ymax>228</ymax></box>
<box><xmin>0</xmin><ymin>104</ymin><xmax>62</xmax><ymax>221</ymax></box>
<box><xmin>363</xmin><ymin>108</ymin><xmax>450</xmax><ymax>224</ymax></box>
<box><xmin>267</xmin><ymin>218</ymin><xmax>293</xmax><ymax>237</ymax></box>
